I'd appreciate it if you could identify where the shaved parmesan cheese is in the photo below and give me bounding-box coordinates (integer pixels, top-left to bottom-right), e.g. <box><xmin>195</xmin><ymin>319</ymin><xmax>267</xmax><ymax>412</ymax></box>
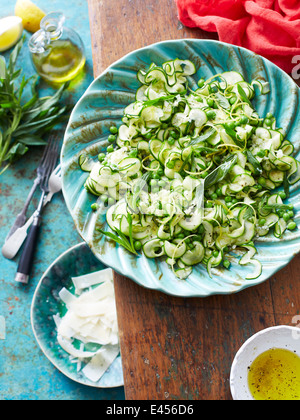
<box><xmin>81</xmin><ymin>345</ymin><xmax>120</xmax><ymax>383</ymax></box>
<box><xmin>57</xmin><ymin>334</ymin><xmax>101</xmax><ymax>359</ymax></box>
<box><xmin>55</xmin><ymin>268</ymin><xmax>120</xmax><ymax>383</ymax></box>
<box><xmin>59</xmin><ymin>287</ymin><xmax>77</xmax><ymax>306</ymax></box>
<box><xmin>57</xmin><ymin>282</ymin><xmax>118</xmax><ymax>346</ymax></box>
<box><xmin>72</xmin><ymin>268</ymin><xmax>114</xmax><ymax>294</ymax></box>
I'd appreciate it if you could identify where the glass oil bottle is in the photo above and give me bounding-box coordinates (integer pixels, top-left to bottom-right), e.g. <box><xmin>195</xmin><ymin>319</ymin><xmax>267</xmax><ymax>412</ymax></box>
<box><xmin>29</xmin><ymin>12</ymin><xmax>86</xmax><ymax>84</ymax></box>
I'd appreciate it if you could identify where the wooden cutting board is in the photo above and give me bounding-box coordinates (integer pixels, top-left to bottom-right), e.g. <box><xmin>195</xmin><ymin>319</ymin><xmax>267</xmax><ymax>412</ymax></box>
<box><xmin>87</xmin><ymin>0</ymin><xmax>300</xmax><ymax>400</ymax></box>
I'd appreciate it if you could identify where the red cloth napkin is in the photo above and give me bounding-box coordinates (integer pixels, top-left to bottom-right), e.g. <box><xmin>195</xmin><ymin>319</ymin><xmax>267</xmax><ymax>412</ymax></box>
<box><xmin>175</xmin><ymin>0</ymin><xmax>300</xmax><ymax>74</ymax></box>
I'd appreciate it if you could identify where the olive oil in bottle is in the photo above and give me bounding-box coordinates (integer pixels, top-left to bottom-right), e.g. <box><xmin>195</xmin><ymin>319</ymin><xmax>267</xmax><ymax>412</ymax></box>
<box><xmin>248</xmin><ymin>348</ymin><xmax>300</xmax><ymax>400</ymax></box>
<box><xmin>29</xmin><ymin>12</ymin><xmax>86</xmax><ymax>84</ymax></box>
<box><xmin>32</xmin><ymin>39</ymin><xmax>86</xmax><ymax>84</ymax></box>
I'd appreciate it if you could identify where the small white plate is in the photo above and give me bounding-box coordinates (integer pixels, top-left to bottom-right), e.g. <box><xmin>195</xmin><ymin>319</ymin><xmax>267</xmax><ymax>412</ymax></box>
<box><xmin>230</xmin><ymin>325</ymin><xmax>300</xmax><ymax>400</ymax></box>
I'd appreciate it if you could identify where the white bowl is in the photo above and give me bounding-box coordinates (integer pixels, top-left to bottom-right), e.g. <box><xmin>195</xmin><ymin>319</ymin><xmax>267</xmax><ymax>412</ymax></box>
<box><xmin>230</xmin><ymin>325</ymin><xmax>300</xmax><ymax>400</ymax></box>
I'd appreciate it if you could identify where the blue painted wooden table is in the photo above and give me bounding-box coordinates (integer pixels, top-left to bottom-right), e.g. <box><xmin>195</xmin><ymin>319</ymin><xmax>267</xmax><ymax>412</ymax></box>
<box><xmin>0</xmin><ymin>0</ymin><xmax>125</xmax><ymax>401</ymax></box>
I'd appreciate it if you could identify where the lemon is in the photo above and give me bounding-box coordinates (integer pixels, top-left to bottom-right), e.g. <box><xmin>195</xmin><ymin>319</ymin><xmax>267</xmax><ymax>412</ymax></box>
<box><xmin>0</xmin><ymin>16</ymin><xmax>23</xmax><ymax>52</ymax></box>
<box><xmin>15</xmin><ymin>0</ymin><xmax>46</xmax><ymax>33</ymax></box>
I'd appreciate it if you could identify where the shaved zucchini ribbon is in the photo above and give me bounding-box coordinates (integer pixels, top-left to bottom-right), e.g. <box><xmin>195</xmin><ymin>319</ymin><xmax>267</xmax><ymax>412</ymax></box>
<box><xmin>79</xmin><ymin>58</ymin><xmax>299</xmax><ymax>281</ymax></box>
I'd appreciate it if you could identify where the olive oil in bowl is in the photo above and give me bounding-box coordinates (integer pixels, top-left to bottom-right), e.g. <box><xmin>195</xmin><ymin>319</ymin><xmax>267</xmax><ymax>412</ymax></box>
<box><xmin>248</xmin><ymin>348</ymin><xmax>300</xmax><ymax>400</ymax></box>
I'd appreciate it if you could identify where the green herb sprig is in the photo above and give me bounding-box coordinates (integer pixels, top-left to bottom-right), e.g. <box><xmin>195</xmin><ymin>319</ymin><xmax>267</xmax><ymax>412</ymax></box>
<box><xmin>204</xmin><ymin>154</ymin><xmax>237</xmax><ymax>189</ymax></box>
<box><xmin>0</xmin><ymin>37</ymin><xmax>72</xmax><ymax>174</ymax></box>
<box><xmin>98</xmin><ymin>214</ymin><xmax>138</xmax><ymax>255</ymax></box>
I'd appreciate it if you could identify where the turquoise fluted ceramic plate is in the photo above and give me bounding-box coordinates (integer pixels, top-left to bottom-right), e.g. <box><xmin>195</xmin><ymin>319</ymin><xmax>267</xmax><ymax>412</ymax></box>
<box><xmin>61</xmin><ymin>39</ymin><xmax>300</xmax><ymax>298</ymax></box>
<box><xmin>31</xmin><ymin>242</ymin><xmax>124</xmax><ymax>388</ymax></box>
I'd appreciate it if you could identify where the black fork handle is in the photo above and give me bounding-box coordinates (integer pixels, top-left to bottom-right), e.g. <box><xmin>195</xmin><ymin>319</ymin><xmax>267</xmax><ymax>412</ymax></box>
<box><xmin>15</xmin><ymin>213</ymin><xmax>42</xmax><ymax>284</ymax></box>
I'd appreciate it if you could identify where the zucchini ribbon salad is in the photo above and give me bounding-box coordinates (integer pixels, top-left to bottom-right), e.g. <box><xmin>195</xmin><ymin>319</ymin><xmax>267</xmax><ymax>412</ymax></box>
<box><xmin>79</xmin><ymin>59</ymin><xmax>300</xmax><ymax>281</ymax></box>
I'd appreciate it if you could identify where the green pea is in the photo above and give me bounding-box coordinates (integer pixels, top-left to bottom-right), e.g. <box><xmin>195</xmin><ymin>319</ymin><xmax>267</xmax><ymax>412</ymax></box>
<box><xmin>287</xmin><ymin>221</ymin><xmax>297</xmax><ymax>231</ymax></box>
<box><xmin>212</xmin><ymin>250</ymin><xmax>219</xmax><ymax>258</ymax></box>
<box><xmin>211</xmin><ymin>193</ymin><xmax>218</xmax><ymax>200</ymax></box>
<box><xmin>206</xmin><ymin>110</ymin><xmax>216</xmax><ymax>120</ymax></box>
<box><xmin>108</xmin><ymin>197</ymin><xmax>115</xmax><ymax>206</ymax></box>
<box><xmin>216</xmin><ymin>188</ymin><xmax>222</xmax><ymax>197</ymax></box>
<box><xmin>258</xmin><ymin>176</ymin><xmax>266</xmax><ymax>186</ymax></box>
<box><xmin>201</xmin><ymin>171</ymin><xmax>209</xmax><ymax>179</ymax></box>
<box><xmin>168</xmin><ymin>137</ymin><xmax>175</xmax><ymax>145</ymax></box>
<box><xmin>225</xmin><ymin>196</ymin><xmax>232</xmax><ymax>203</ymax></box>
<box><xmin>225</xmin><ymin>121</ymin><xmax>235</xmax><ymax>130</ymax></box>
<box><xmin>152</xmin><ymin>187</ymin><xmax>159</xmax><ymax>194</ymax></box>
<box><xmin>108</xmin><ymin>134</ymin><xmax>116</xmax><ymax>143</ymax></box>
<box><xmin>134</xmin><ymin>241</ymin><xmax>142</xmax><ymax>251</ymax></box>
<box><xmin>98</xmin><ymin>152</ymin><xmax>106</xmax><ymax>162</ymax></box>
<box><xmin>207</xmin><ymin>98</ymin><xmax>214</xmax><ymax>107</ymax></box>
<box><xmin>239</xmin><ymin>116</ymin><xmax>249</xmax><ymax>125</ymax></box>
<box><xmin>152</xmin><ymin>172</ymin><xmax>161</xmax><ymax>179</ymax></box>
<box><xmin>110</xmin><ymin>126</ymin><xmax>118</xmax><ymax>134</ymax></box>
<box><xmin>107</xmin><ymin>145</ymin><xmax>114</xmax><ymax>153</ymax></box>
<box><xmin>288</xmin><ymin>210</ymin><xmax>294</xmax><ymax>218</ymax></box>
<box><xmin>173</xmin><ymin>131</ymin><xmax>179</xmax><ymax>139</ymax></box>
<box><xmin>259</xmin><ymin>218</ymin><xmax>266</xmax><ymax>226</ymax></box>
<box><xmin>266</xmin><ymin>112</ymin><xmax>273</xmax><ymax>119</ymax></box>
<box><xmin>279</xmin><ymin>191</ymin><xmax>287</xmax><ymax>200</ymax></box>
<box><xmin>167</xmin><ymin>161</ymin><xmax>175</xmax><ymax>169</ymax></box>
<box><xmin>91</xmin><ymin>203</ymin><xmax>98</xmax><ymax>211</ymax></box>
<box><xmin>264</xmin><ymin>118</ymin><xmax>272</xmax><ymax>127</ymax></box>
<box><xmin>283</xmin><ymin>213</ymin><xmax>291</xmax><ymax>222</ymax></box>
<box><xmin>145</xmin><ymin>132</ymin><xmax>152</xmax><ymax>139</ymax></box>
<box><xmin>157</xmin><ymin>167</ymin><xmax>164</xmax><ymax>176</ymax></box>
<box><xmin>198</xmin><ymin>78</ymin><xmax>205</xmax><ymax>88</ymax></box>
<box><xmin>129</xmin><ymin>149</ymin><xmax>138</xmax><ymax>158</ymax></box>
<box><xmin>176</xmin><ymin>233</ymin><xmax>185</xmax><ymax>239</ymax></box>
<box><xmin>150</xmin><ymin>179</ymin><xmax>157</xmax><ymax>187</ymax></box>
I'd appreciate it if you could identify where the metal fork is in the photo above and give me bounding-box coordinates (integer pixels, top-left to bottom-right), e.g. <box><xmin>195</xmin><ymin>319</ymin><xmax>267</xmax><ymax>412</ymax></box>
<box><xmin>2</xmin><ymin>164</ymin><xmax>62</xmax><ymax>260</ymax></box>
<box><xmin>15</xmin><ymin>136</ymin><xmax>59</xmax><ymax>284</ymax></box>
<box><xmin>6</xmin><ymin>137</ymin><xmax>59</xmax><ymax>241</ymax></box>
<box><xmin>43</xmin><ymin>164</ymin><xmax>62</xmax><ymax>206</ymax></box>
